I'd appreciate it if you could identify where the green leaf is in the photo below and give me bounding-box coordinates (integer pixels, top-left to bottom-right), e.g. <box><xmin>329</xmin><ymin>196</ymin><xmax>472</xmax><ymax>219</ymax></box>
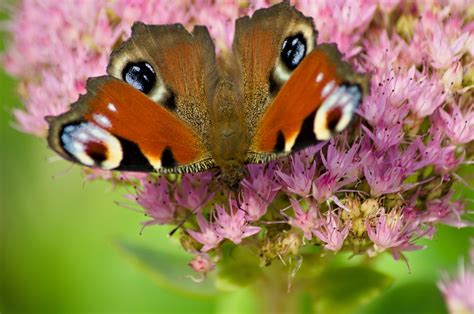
<box><xmin>313</xmin><ymin>266</ymin><xmax>394</xmax><ymax>314</ymax></box>
<box><xmin>216</xmin><ymin>245</ymin><xmax>263</xmax><ymax>290</ymax></box>
<box><xmin>114</xmin><ymin>239</ymin><xmax>219</xmax><ymax>298</ymax></box>
<box><xmin>357</xmin><ymin>281</ymin><xmax>448</xmax><ymax>314</ymax></box>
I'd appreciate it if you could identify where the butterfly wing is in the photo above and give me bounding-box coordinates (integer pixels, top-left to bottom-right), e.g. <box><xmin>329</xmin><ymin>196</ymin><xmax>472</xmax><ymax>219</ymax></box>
<box><xmin>232</xmin><ymin>3</ymin><xmax>368</xmax><ymax>163</ymax></box>
<box><xmin>47</xmin><ymin>23</ymin><xmax>218</xmax><ymax>173</ymax></box>
<box><xmin>249</xmin><ymin>44</ymin><xmax>368</xmax><ymax>161</ymax></box>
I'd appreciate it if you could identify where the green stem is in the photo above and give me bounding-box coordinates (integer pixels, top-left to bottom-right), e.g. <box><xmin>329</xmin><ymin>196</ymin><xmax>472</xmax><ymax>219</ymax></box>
<box><xmin>257</xmin><ymin>274</ymin><xmax>300</xmax><ymax>314</ymax></box>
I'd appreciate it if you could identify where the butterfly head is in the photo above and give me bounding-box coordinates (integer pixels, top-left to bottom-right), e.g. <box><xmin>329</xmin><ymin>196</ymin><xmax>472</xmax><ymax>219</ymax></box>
<box><xmin>217</xmin><ymin>161</ymin><xmax>247</xmax><ymax>191</ymax></box>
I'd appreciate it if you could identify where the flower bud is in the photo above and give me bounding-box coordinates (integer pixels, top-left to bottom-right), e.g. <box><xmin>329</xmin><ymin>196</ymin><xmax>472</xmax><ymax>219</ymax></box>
<box><xmin>396</xmin><ymin>15</ymin><xmax>415</xmax><ymax>41</ymax></box>
<box><xmin>188</xmin><ymin>254</ymin><xmax>215</xmax><ymax>273</ymax></box>
<box><xmin>351</xmin><ymin>217</ymin><xmax>367</xmax><ymax>237</ymax></box>
<box><xmin>180</xmin><ymin>232</ymin><xmax>202</xmax><ymax>253</ymax></box>
<box><xmin>361</xmin><ymin>199</ymin><xmax>380</xmax><ymax>217</ymax></box>
<box><xmin>260</xmin><ymin>231</ymin><xmax>301</xmax><ymax>266</ymax></box>
<box><xmin>344</xmin><ymin>197</ymin><xmax>362</xmax><ymax>218</ymax></box>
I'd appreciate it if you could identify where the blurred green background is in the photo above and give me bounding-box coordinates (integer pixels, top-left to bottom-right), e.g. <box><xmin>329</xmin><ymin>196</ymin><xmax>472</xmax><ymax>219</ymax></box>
<box><xmin>0</xmin><ymin>9</ymin><xmax>473</xmax><ymax>314</ymax></box>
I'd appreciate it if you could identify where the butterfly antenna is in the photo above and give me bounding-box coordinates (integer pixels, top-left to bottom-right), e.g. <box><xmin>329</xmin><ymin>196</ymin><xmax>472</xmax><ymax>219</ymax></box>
<box><xmin>169</xmin><ymin>196</ymin><xmax>211</xmax><ymax>237</ymax></box>
<box><xmin>169</xmin><ymin>209</ymin><xmax>197</xmax><ymax>236</ymax></box>
<box><xmin>233</xmin><ymin>189</ymin><xmax>251</xmax><ymax>216</ymax></box>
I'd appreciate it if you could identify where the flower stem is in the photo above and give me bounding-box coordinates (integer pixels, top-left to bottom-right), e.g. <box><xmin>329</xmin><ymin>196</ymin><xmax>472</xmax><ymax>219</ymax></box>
<box><xmin>257</xmin><ymin>276</ymin><xmax>300</xmax><ymax>314</ymax></box>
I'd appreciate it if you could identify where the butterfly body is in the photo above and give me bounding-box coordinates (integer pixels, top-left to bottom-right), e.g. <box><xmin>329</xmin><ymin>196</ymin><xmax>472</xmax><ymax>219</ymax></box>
<box><xmin>47</xmin><ymin>2</ymin><xmax>368</xmax><ymax>190</ymax></box>
<box><xmin>208</xmin><ymin>78</ymin><xmax>249</xmax><ymax>189</ymax></box>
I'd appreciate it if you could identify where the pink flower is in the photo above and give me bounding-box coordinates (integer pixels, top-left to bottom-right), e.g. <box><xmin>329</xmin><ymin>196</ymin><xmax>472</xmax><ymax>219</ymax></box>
<box><xmin>238</xmin><ymin>186</ymin><xmax>269</xmax><ymax>222</ymax></box>
<box><xmin>407</xmin><ymin>74</ymin><xmax>446</xmax><ymax>119</ymax></box>
<box><xmin>366</xmin><ymin>207</ymin><xmax>426</xmax><ymax>259</ymax></box>
<box><xmin>375</xmin><ymin>0</ymin><xmax>400</xmax><ymax>14</ymax></box>
<box><xmin>363</xmin><ymin>154</ymin><xmax>406</xmax><ymax>197</ymax></box>
<box><xmin>362</xmin><ymin>123</ymin><xmax>404</xmax><ymax>151</ymax></box>
<box><xmin>423</xmin><ymin>193</ymin><xmax>470</xmax><ymax>228</ymax></box>
<box><xmin>437</xmin><ymin>104</ymin><xmax>474</xmax><ymax>145</ymax></box>
<box><xmin>213</xmin><ymin>200</ymin><xmax>261</xmax><ymax>245</ymax></box>
<box><xmin>311</xmin><ymin>172</ymin><xmax>339</xmax><ymax>203</ymax></box>
<box><xmin>427</xmin><ymin>23</ymin><xmax>469</xmax><ymax>69</ymax></box>
<box><xmin>442</xmin><ymin>61</ymin><xmax>464</xmax><ymax>90</ymax></box>
<box><xmin>357</xmin><ymin>66</ymin><xmax>412</xmax><ymax>127</ymax></box>
<box><xmin>277</xmin><ymin>153</ymin><xmax>316</xmax><ymax>196</ymax></box>
<box><xmin>416</xmin><ymin>129</ymin><xmax>461</xmax><ymax>173</ymax></box>
<box><xmin>243</xmin><ymin>163</ymin><xmax>279</xmax><ymax>199</ymax></box>
<box><xmin>366</xmin><ymin>208</ymin><xmax>406</xmax><ymax>254</ymax></box>
<box><xmin>288</xmin><ymin>199</ymin><xmax>319</xmax><ymax>240</ymax></box>
<box><xmin>387</xmin><ymin>138</ymin><xmax>423</xmax><ymax>174</ymax></box>
<box><xmin>188</xmin><ymin>254</ymin><xmax>215</xmax><ymax>273</ymax></box>
<box><xmin>311</xmin><ymin>139</ymin><xmax>363</xmax><ymax>202</ymax></box>
<box><xmin>313</xmin><ymin>211</ymin><xmax>350</xmax><ymax>252</ymax></box>
<box><xmin>322</xmin><ymin>137</ymin><xmax>363</xmax><ymax>180</ymax></box>
<box><xmin>187</xmin><ymin>211</ymin><xmax>223</xmax><ymax>252</ymax></box>
<box><xmin>174</xmin><ymin>172</ymin><xmax>214</xmax><ymax>210</ymax></box>
<box><xmin>363</xmin><ymin>30</ymin><xmax>403</xmax><ymax>70</ymax></box>
<box><xmin>132</xmin><ymin>177</ymin><xmax>176</xmax><ymax>226</ymax></box>
<box><xmin>240</xmin><ymin>163</ymin><xmax>279</xmax><ymax>220</ymax></box>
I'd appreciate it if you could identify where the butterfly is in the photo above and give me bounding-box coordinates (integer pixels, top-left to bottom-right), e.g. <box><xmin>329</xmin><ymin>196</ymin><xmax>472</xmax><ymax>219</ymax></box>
<box><xmin>47</xmin><ymin>2</ymin><xmax>368</xmax><ymax>190</ymax></box>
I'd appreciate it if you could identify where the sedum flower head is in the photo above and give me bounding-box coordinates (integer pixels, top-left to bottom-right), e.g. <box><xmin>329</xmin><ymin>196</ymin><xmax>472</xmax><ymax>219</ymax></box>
<box><xmin>3</xmin><ymin>0</ymin><xmax>473</xmax><ymax>277</ymax></box>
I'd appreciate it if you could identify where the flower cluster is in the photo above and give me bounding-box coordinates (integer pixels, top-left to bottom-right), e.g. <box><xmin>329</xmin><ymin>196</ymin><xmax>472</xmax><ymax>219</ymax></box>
<box><xmin>3</xmin><ymin>0</ymin><xmax>473</xmax><ymax>277</ymax></box>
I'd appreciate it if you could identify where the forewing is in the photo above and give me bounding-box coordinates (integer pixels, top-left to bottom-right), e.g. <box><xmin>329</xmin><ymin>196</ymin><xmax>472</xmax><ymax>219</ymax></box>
<box><xmin>48</xmin><ymin>77</ymin><xmax>214</xmax><ymax>173</ymax></box>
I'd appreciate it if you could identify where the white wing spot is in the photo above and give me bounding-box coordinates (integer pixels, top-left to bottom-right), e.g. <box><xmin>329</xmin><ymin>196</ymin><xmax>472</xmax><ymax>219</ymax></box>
<box><xmin>315</xmin><ymin>72</ymin><xmax>324</xmax><ymax>83</ymax></box>
<box><xmin>76</xmin><ymin>131</ymin><xmax>89</xmax><ymax>141</ymax></box>
<box><xmin>93</xmin><ymin>114</ymin><xmax>112</xmax><ymax>129</ymax></box>
<box><xmin>322</xmin><ymin>81</ymin><xmax>335</xmax><ymax>98</ymax></box>
<box><xmin>107</xmin><ymin>103</ymin><xmax>117</xmax><ymax>112</ymax></box>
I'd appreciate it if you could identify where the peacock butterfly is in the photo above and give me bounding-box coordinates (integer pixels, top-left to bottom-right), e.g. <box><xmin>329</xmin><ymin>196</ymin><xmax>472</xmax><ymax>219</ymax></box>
<box><xmin>46</xmin><ymin>2</ymin><xmax>369</xmax><ymax>190</ymax></box>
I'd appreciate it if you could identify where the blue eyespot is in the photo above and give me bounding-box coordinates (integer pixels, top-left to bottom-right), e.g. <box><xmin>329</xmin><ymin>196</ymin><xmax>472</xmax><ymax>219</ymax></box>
<box><xmin>281</xmin><ymin>34</ymin><xmax>306</xmax><ymax>70</ymax></box>
<box><xmin>122</xmin><ymin>61</ymin><xmax>156</xmax><ymax>94</ymax></box>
